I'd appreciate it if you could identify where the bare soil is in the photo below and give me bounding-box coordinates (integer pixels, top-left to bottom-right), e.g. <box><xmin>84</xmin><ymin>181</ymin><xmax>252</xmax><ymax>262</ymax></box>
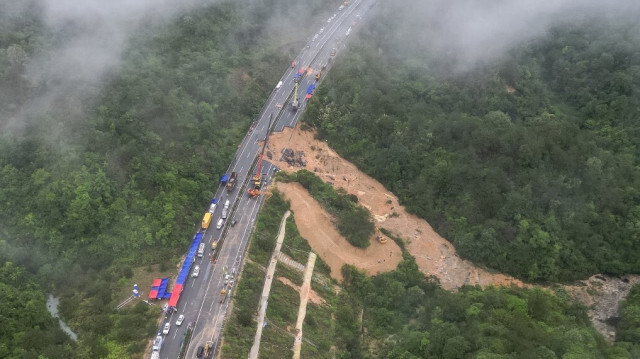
<box><xmin>276</xmin><ymin>182</ymin><xmax>403</xmax><ymax>281</ymax></box>
<box><xmin>269</xmin><ymin>125</ymin><xmax>523</xmax><ymax>289</ymax></box>
<box><xmin>267</xmin><ymin>124</ymin><xmax>640</xmax><ymax>341</ymax></box>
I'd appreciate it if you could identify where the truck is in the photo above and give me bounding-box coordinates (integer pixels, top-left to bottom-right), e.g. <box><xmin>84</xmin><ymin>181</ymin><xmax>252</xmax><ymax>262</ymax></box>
<box><xmin>292</xmin><ymin>82</ymin><xmax>300</xmax><ymax>110</ymax></box>
<box><xmin>208</xmin><ymin>198</ymin><xmax>219</xmax><ymax>213</ymax></box>
<box><xmin>197</xmin><ymin>243</ymin><xmax>205</xmax><ymax>258</ymax></box>
<box><xmin>202</xmin><ymin>212</ymin><xmax>212</xmax><ymax>229</ymax></box>
<box><xmin>152</xmin><ymin>335</ymin><xmax>163</xmax><ymax>351</ymax></box>
<box><xmin>305</xmin><ymin>83</ymin><xmax>316</xmax><ymax>100</ymax></box>
<box><xmin>225</xmin><ymin>172</ymin><xmax>238</xmax><ymax>191</ymax></box>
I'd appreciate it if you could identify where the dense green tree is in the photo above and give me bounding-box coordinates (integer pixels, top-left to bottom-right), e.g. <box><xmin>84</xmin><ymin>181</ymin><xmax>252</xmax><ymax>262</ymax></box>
<box><xmin>304</xmin><ymin>1</ymin><xmax>640</xmax><ymax>282</ymax></box>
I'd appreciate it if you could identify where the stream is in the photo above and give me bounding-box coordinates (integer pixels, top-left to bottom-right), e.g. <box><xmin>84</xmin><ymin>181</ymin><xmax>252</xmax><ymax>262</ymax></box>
<box><xmin>46</xmin><ymin>294</ymin><xmax>78</xmax><ymax>342</ymax></box>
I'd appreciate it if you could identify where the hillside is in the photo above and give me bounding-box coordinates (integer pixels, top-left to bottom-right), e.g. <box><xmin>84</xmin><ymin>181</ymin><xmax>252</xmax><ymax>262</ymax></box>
<box><xmin>303</xmin><ymin>1</ymin><xmax>640</xmax><ymax>283</ymax></box>
<box><xmin>222</xmin><ymin>188</ymin><xmax>640</xmax><ymax>358</ymax></box>
<box><xmin>0</xmin><ymin>0</ymin><xmax>335</xmax><ymax>356</ymax></box>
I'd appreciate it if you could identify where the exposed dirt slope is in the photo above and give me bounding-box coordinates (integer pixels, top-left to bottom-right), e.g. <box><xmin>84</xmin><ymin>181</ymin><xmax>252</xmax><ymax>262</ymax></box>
<box><xmin>269</xmin><ymin>125</ymin><xmax>523</xmax><ymax>290</ymax></box>
<box><xmin>276</xmin><ymin>182</ymin><xmax>403</xmax><ymax>281</ymax></box>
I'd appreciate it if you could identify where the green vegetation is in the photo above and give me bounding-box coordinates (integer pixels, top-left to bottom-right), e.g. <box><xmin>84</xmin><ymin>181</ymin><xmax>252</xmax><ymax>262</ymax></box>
<box><xmin>0</xmin><ymin>0</ymin><xmax>335</xmax><ymax>356</ymax></box>
<box><xmin>0</xmin><ymin>261</ymin><xmax>76</xmax><ymax>359</ymax></box>
<box><xmin>334</xmin><ymin>260</ymin><xmax>639</xmax><ymax>358</ymax></box>
<box><xmin>223</xmin><ymin>190</ymin><xmax>335</xmax><ymax>358</ymax></box>
<box><xmin>278</xmin><ymin>170</ymin><xmax>375</xmax><ymax>248</ymax></box>
<box><xmin>304</xmin><ymin>1</ymin><xmax>640</xmax><ymax>282</ymax></box>
<box><xmin>617</xmin><ymin>285</ymin><xmax>640</xmax><ymax>348</ymax></box>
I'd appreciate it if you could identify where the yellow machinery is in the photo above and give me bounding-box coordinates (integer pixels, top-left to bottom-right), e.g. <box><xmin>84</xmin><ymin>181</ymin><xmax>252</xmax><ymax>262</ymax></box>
<box><xmin>248</xmin><ymin>189</ymin><xmax>272</xmax><ymax>199</ymax></box>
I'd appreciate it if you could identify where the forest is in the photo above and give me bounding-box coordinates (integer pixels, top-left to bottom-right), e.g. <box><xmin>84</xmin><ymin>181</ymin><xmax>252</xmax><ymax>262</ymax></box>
<box><xmin>304</xmin><ymin>0</ymin><xmax>640</xmax><ymax>282</ymax></box>
<box><xmin>2</xmin><ymin>0</ymin><xmax>640</xmax><ymax>357</ymax></box>
<box><xmin>0</xmin><ymin>0</ymin><xmax>332</xmax><ymax>356</ymax></box>
<box><xmin>337</xmin><ymin>257</ymin><xmax>640</xmax><ymax>358</ymax></box>
<box><xmin>222</xmin><ymin>187</ymin><xmax>640</xmax><ymax>358</ymax></box>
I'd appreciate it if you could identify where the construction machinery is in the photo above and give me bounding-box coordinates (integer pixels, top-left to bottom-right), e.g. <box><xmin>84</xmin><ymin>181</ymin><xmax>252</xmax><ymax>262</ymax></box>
<box><xmin>292</xmin><ymin>81</ymin><xmax>299</xmax><ymax>110</ymax></box>
<box><xmin>248</xmin><ymin>115</ymin><xmax>273</xmax><ymax>198</ymax></box>
<box><xmin>248</xmin><ymin>190</ymin><xmax>273</xmax><ymax>199</ymax></box>
<box><xmin>375</xmin><ymin>227</ymin><xmax>389</xmax><ymax>244</ymax></box>
<box><xmin>204</xmin><ymin>341</ymin><xmax>214</xmax><ymax>357</ymax></box>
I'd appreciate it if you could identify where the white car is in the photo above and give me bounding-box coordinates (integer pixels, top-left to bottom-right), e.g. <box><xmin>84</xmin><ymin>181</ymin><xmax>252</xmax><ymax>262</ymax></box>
<box><xmin>192</xmin><ymin>265</ymin><xmax>200</xmax><ymax>278</ymax></box>
<box><xmin>176</xmin><ymin>314</ymin><xmax>185</xmax><ymax>326</ymax></box>
<box><xmin>162</xmin><ymin>323</ymin><xmax>171</xmax><ymax>335</ymax></box>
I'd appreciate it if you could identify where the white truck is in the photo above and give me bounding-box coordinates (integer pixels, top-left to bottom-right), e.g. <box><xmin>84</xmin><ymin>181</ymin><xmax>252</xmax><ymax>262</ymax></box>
<box><xmin>152</xmin><ymin>335</ymin><xmax>163</xmax><ymax>351</ymax></box>
<box><xmin>197</xmin><ymin>243</ymin><xmax>205</xmax><ymax>257</ymax></box>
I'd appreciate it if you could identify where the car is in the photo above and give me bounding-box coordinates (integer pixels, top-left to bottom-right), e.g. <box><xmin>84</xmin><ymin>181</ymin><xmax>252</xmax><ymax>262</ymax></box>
<box><xmin>211</xmin><ymin>239</ymin><xmax>219</xmax><ymax>250</ymax></box>
<box><xmin>162</xmin><ymin>323</ymin><xmax>170</xmax><ymax>335</ymax></box>
<box><xmin>176</xmin><ymin>314</ymin><xmax>185</xmax><ymax>326</ymax></box>
<box><xmin>192</xmin><ymin>265</ymin><xmax>200</xmax><ymax>278</ymax></box>
<box><xmin>330</xmin><ymin>48</ymin><xmax>337</xmax><ymax>56</ymax></box>
<box><xmin>197</xmin><ymin>345</ymin><xmax>205</xmax><ymax>358</ymax></box>
<box><xmin>276</xmin><ymin>81</ymin><xmax>283</xmax><ymax>89</ymax></box>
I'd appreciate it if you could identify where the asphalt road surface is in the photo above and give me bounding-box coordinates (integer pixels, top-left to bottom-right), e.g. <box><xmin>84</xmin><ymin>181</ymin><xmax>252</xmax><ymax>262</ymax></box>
<box><xmin>155</xmin><ymin>0</ymin><xmax>374</xmax><ymax>358</ymax></box>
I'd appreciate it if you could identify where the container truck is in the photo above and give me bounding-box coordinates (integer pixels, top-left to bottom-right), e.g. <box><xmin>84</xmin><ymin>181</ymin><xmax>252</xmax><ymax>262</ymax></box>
<box><xmin>202</xmin><ymin>212</ymin><xmax>212</xmax><ymax>229</ymax></box>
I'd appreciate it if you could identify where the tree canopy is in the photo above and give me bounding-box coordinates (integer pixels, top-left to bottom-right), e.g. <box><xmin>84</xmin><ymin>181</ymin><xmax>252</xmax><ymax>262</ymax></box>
<box><xmin>304</xmin><ymin>1</ymin><xmax>640</xmax><ymax>282</ymax></box>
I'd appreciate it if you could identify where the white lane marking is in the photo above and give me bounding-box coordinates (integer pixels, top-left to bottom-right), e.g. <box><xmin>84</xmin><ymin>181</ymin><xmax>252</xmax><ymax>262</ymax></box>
<box><xmin>208</xmin><ymin>185</ymin><xmax>264</xmax><ymax>343</ymax></box>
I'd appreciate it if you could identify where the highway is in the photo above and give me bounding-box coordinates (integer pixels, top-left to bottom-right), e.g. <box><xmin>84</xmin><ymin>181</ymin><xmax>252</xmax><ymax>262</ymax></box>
<box><xmin>155</xmin><ymin>0</ymin><xmax>374</xmax><ymax>358</ymax></box>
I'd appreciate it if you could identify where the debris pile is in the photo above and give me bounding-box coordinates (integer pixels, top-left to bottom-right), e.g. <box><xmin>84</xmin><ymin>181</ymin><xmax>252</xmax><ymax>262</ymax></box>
<box><xmin>281</xmin><ymin>148</ymin><xmax>306</xmax><ymax>167</ymax></box>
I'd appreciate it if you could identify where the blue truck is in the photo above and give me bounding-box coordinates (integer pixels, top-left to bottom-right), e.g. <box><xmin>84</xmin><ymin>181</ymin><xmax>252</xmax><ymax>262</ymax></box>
<box><xmin>305</xmin><ymin>83</ymin><xmax>316</xmax><ymax>99</ymax></box>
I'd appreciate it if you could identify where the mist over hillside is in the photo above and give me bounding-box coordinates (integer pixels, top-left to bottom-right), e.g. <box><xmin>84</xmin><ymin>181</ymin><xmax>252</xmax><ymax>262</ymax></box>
<box><xmin>372</xmin><ymin>0</ymin><xmax>640</xmax><ymax>72</ymax></box>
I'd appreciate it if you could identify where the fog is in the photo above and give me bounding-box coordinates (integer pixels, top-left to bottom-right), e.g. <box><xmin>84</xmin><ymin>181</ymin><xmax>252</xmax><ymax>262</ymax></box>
<box><xmin>394</xmin><ymin>0</ymin><xmax>640</xmax><ymax>72</ymax></box>
<box><xmin>3</xmin><ymin>0</ymin><xmax>206</xmax><ymax>132</ymax></box>
<box><xmin>5</xmin><ymin>0</ymin><xmax>640</xmax><ymax>133</ymax></box>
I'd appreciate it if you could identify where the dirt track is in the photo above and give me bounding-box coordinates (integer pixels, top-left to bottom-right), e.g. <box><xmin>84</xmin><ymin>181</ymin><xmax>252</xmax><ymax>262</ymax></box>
<box><xmin>269</xmin><ymin>125</ymin><xmax>524</xmax><ymax>289</ymax></box>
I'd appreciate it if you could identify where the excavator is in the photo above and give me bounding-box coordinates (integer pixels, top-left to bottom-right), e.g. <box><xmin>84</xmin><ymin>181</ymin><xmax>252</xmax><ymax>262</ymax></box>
<box><xmin>248</xmin><ymin>115</ymin><xmax>273</xmax><ymax>198</ymax></box>
<box><xmin>249</xmin><ymin>190</ymin><xmax>273</xmax><ymax>198</ymax></box>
